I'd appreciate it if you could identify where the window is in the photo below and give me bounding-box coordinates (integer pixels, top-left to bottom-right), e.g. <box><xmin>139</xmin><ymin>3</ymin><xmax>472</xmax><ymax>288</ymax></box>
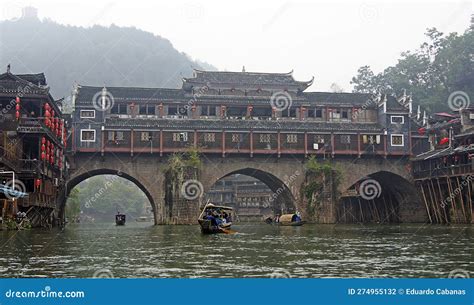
<box><xmin>172</xmin><ymin>132</ymin><xmax>188</xmax><ymax>142</ymax></box>
<box><xmin>314</xmin><ymin>135</ymin><xmax>325</xmax><ymax>144</ymax></box>
<box><xmin>141</xmin><ymin>132</ymin><xmax>152</xmax><ymax>141</ymax></box>
<box><xmin>139</xmin><ymin>105</ymin><xmax>156</xmax><ymax>115</ymax></box>
<box><xmin>391</xmin><ymin>134</ymin><xmax>404</xmax><ymax>146</ymax></box>
<box><xmin>227</xmin><ymin>106</ymin><xmax>247</xmax><ymax>117</ymax></box>
<box><xmin>259</xmin><ymin>134</ymin><xmax>271</xmax><ymax>143</ymax></box>
<box><xmin>201</xmin><ymin>105</ymin><xmax>217</xmax><ymax>116</ymax></box>
<box><xmin>340</xmin><ymin>135</ymin><xmax>351</xmax><ymax>144</ymax></box>
<box><xmin>252</xmin><ymin>107</ymin><xmax>272</xmax><ymax>117</ymax></box>
<box><xmin>391</xmin><ymin>116</ymin><xmax>404</xmax><ymax>124</ymax></box>
<box><xmin>108</xmin><ymin>131</ymin><xmax>124</xmax><ymax>141</ymax></box>
<box><xmin>80</xmin><ymin>129</ymin><xmax>95</xmax><ymax>142</ymax></box>
<box><xmin>80</xmin><ymin>110</ymin><xmax>95</xmax><ymax>118</ymax></box>
<box><xmin>342</xmin><ymin>110</ymin><xmax>349</xmax><ymax>119</ymax></box>
<box><xmin>204</xmin><ymin>133</ymin><xmax>216</xmax><ymax>142</ymax></box>
<box><xmin>281</xmin><ymin>107</ymin><xmax>297</xmax><ymax>118</ymax></box>
<box><xmin>315</xmin><ymin>109</ymin><xmax>323</xmax><ymax>118</ymax></box>
<box><xmin>308</xmin><ymin>109</ymin><xmax>315</xmax><ymax>118</ymax></box>
<box><xmin>232</xmin><ymin>133</ymin><xmax>243</xmax><ymax>143</ymax></box>
<box><xmin>168</xmin><ymin>106</ymin><xmax>178</xmax><ymax>115</ymax></box>
<box><xmin>111</xmin><ymin>104</ymin><xmax>127</xmax><ymax>115</ymax></box>
<box><xmin>286</xmin><ymin>134</ymin><xmax>298</xmax><ymax>143</ymax></box>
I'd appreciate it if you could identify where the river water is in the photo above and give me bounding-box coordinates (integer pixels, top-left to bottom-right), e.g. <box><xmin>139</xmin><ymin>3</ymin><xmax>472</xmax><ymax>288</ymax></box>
<box><xmin>0</xmin><ymin>223</ymin><xmax>471</xmax><ymax>278</ymax></box>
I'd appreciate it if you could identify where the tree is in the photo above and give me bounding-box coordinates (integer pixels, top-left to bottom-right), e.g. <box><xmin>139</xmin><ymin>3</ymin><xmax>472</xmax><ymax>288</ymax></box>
<box><xmin>351</xmin><ymin>19</ymin><xmax>473</xmax><ymax>112</ymax></box>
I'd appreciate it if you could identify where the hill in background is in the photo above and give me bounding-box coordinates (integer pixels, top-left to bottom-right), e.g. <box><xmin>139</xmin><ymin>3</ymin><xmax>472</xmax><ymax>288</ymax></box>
<box><xmin>0</xmin><ymin>9</ymin><xmax>215</xmax><ymax>100</ymax></box>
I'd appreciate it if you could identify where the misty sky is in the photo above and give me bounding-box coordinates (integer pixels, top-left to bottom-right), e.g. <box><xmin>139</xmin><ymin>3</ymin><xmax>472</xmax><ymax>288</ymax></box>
<box><xmin>2</xmin><ymin>0</ymin><xmax>472</xmax><ymax>91</ymax></box>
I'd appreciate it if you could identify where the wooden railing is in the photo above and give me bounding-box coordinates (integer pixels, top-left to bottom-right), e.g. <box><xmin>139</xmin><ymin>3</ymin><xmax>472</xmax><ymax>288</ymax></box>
<box><xmin>413</xmin><ymin>163</ymin><xmax>473</xmax><ymax>179</ymax></box>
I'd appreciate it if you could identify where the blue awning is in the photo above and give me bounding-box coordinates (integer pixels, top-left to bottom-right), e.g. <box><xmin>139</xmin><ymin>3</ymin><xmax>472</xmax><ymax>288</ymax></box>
<box><xmin>0</xmin><ymin>185</ymin><xmax>28</xmax><ymax>198</ymax></box>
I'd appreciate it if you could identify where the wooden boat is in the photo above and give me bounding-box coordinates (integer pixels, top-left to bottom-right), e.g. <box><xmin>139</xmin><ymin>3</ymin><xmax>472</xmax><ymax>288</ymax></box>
<box><xmin>277</xmin><ymin>214</ymin><xmax>305</xmax><ymax>226</ymax></box>
<box><xmin>198</xmin><ymin>203</ymin><xmax>233</xmax><ymax>234</ymax></box>
<box><xmin>135</xmin><ymin>216</ymin><xmax>151</xmax><ymax>222</ymax></box>
<box><xmin>115</xmin><ymin>213</ymin><xmax>126</xmax><ymax>225</ymax></box>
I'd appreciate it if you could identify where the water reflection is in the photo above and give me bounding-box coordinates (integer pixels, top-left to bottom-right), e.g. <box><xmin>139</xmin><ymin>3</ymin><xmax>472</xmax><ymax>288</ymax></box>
<box><xmin>0</xmin><ymin>223</ymin><xmax>471</xmax><ymax>278</ymax></box>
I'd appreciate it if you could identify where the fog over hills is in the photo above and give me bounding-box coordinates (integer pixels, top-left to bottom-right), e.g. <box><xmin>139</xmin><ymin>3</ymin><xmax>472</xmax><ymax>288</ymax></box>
<box><xmin>0</xmin><ymin>10</ymin><xmax>215</xmax><ymax>100</ymax></box>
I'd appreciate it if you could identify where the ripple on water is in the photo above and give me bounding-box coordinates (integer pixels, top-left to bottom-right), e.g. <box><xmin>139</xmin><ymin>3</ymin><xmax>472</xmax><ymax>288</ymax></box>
<box><xmin>0</xmin><ymin>223</ymin><xmax>471</xmax><ymax>278</ymax></box>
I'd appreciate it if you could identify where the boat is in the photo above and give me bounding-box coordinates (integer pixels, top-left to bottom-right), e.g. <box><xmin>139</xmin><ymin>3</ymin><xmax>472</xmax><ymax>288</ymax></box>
<box><xmin>277</xmin><ymin>213</ymin><xmax>305</xmax><ymax>226</ymax></box>
<box><xmin>115</xmin><ymin>213</ymin><xmax>126</xmax><ymax>225</ymax></box>
<box><xmin>135</xmin><ymin>216</ymin><xmax>151</xmax><ymax>222</ymax></box>
<box><xmin>198</xmin><ymin>203</ymin><xmax>234</xmax><ymax>234</ymax></box>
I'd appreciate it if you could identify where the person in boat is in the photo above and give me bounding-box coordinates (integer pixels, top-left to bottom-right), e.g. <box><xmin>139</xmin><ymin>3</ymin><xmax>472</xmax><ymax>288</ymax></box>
<box><xmin>222</xmin><ymin>212</ymin><xmax>231</xmax><ymax>223</ymax></box>
<box><xmin>204</xmin><ymin>211</ymin><xmax>217</xmax><ymax>226</ymax></box>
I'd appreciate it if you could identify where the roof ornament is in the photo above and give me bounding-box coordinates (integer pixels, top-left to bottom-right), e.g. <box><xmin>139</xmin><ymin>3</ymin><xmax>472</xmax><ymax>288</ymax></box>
<box><xmin>417</xmin><ymin>105</ymin><xmax>421</xmax><ymax>120</ymax></box>
<box><xmin>242</xmin><ymin>66</ymin><xmax>246</xmax><ymax>72</ymax></box>
<box><xmin>7</xmin><ymin>64</ymin><xmax>11</xmax><ymax>73</ymax></box>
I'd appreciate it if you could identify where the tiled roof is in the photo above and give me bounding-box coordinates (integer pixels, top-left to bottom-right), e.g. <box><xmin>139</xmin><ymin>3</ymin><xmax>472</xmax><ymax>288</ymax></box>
<box><xmin>183</xmin><ymin>69</ymin><xmax>313</xmax><ymax>90</ymax></box>
<box><xmin>0</xmin><ymin>72</ymin><xmax>49</xmax><ymax>95</ymax></box>
<box><xmin>15</xmin><ymin>73</ymin><xmax>47</xmax><ymax>86</ymax></box>
<box><xmin>303</xmin><ymin>92</ymin><xmax>373</xmax><ymax>106</ymax></box>
<box><xmin>76</xmin><ymin>85</ymin><xmax>185</xmax><ymax>104</ymax></box>
<box><xmin>105</xmin><ymin>117</ymin><xmax>383</xmax><ymax>132</ymax></box>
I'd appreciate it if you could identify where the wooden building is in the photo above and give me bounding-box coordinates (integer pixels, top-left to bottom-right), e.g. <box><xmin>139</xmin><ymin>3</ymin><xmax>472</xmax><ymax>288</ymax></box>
<box><xmin>412</xmin><ymin>107</ymin><xmax>473</xmax><ymax>224</ymax></box>
<box><xmin>71</xmin><ymin>69</ymin><xmax>427</xmax><ymax>158</ymax></box>
<box><xmin>0</xmin><ymin>66</ymin><xmax>68</xmax><ymax>227</ymax></box>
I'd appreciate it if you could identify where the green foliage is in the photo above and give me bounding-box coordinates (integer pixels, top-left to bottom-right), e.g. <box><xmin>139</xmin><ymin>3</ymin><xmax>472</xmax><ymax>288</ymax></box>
<box><xmin>302</xmin><ymin>156</ymin><xmax>342</xmax><ymax>217</ymax></box>
<box><xmin>0</xmin><ymin>18</ymin><xmax>215</xmax><ymax>104</ymax></box>
<box><xmin>351</xmin><ymin>21</ymin><xmax>474</xmax><ymax>112</ymax></box>
<box><xmin>67</xmin><ymin>175</ymin><xmax>150</xmax><ymax>222</ymax></box>
<box><xmin>185</xmin><ymin>146</ymin><xmax>202</xmax><ymax>169</ymax></box>
<box><xmin>65</xmin><ymin>188</ymin><xmax>80</xmax><ymax>220</ymax></box>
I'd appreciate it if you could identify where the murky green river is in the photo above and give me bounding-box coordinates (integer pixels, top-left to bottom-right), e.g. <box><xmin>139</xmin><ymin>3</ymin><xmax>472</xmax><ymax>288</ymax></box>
<box><xmin>0</xmin><ymin>223</ymin><xmax>471</xmax><ymax>278</ymax></box>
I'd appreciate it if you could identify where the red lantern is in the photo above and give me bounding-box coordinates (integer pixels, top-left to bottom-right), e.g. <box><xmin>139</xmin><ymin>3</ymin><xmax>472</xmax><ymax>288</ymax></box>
<box><xmin>418</xmin><ymin>127</ymin><xmax>426</xmax><ymax>135</ymax></box>
<box><xmin>15</xmin><ymin>104</ymin><xmax>20</xmax><ymax>111</ymax></box>
<box><xmin>41</xmin><ymin>152</ymin><xmax>46</xmax><ymax>160</ymax></box>
<box><xmin>439</xmin><ymin>137</ymin><xmax>449</xmax><ymax>145</ymax></box>
<box><xmin>41</xmin><ymin>137</ymin><xmax>46</xmax><ymax>144</ymax></box>
<box><xmin>51</xmin><ymin>110</ymin><xmax>55</xmax><ymax>117</ymax></box>
<box><xmin>15</xmin><ymin>111</ymin><xmax>20</xmax><ymax>120</ymax></box>
<box><xmin>35</xmin><ymin>179</ymin><xmax>42</xmax><ymax>188</ymax></box>
<box><xmin>41</xmin><ymin>144</ymin><xmax>46</xmax><ymax>151</ymax></box>
<box><xmin>16</xmin><ymin>97</ymin><xmax>20</xmax><ymax>104</ymax></box>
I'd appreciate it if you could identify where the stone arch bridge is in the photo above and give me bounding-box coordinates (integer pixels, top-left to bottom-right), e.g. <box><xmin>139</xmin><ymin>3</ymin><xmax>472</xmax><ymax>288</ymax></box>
<box><xmin>59</xmin><ymin>153</ymin><xmax>427</xmax><ymax>224</ymax></box>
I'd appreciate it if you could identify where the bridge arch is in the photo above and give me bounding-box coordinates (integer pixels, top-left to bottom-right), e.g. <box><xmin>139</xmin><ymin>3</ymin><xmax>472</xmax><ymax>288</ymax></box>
<box><xmin>337</xmin><ymin>170</ymin><xmax>424</xmax><ymax>223</ymax></box>
<box><xmin>59</xmin><ymin>168</ymin><xmax>157</xmax><ymax>224</ymax></box>
<box><xmin>203</xmin><ymin>167</ymin><xmax>298</xmax><ymax>216</ymax></box>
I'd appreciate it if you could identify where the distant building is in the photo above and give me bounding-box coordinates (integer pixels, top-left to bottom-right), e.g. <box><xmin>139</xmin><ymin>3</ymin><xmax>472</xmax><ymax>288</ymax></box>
<box><xmin>205</xmin><ymin>174</ymin><xmax>273</xmax><ymax>221</ymax></box>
